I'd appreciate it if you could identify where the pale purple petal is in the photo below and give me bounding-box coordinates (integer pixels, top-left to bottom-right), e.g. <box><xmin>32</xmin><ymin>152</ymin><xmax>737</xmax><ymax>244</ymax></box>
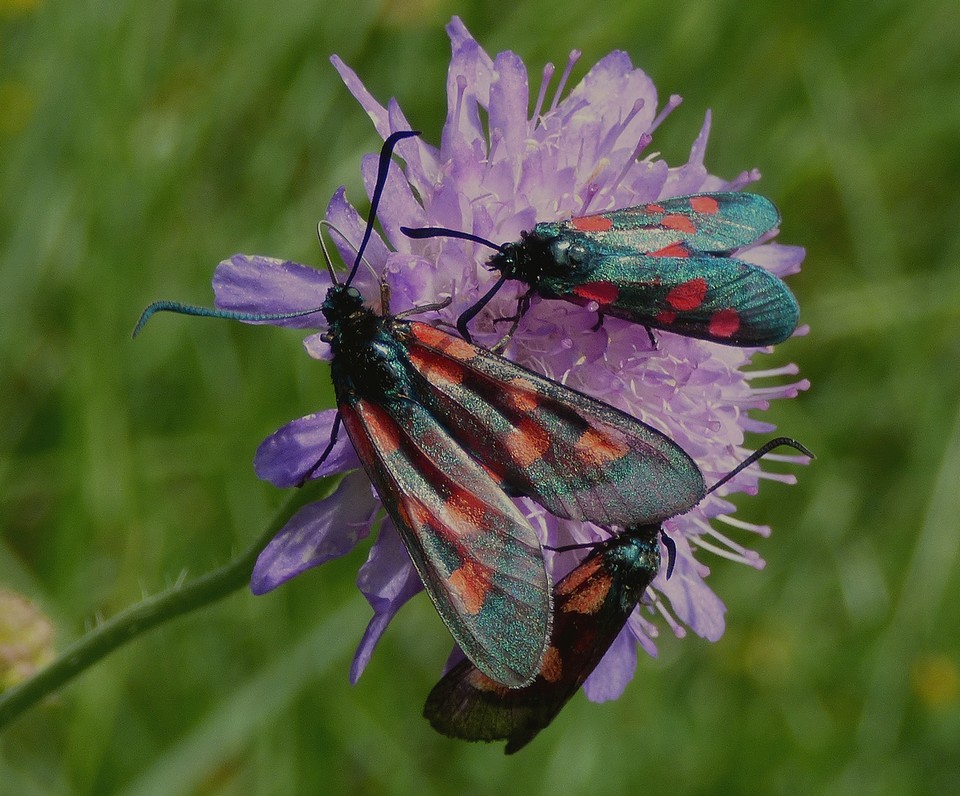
<box><xmin>741</xmin><ymin>242</ymin><xmax>807</xmax><ymax>277</ymax></box>
<box><xmin>583</xmin><ymin>628</ymin><xmax>638</xmax><ymax>702</ymax></box>
<box><xmin>444</xmin><ymin>17</ymin><xmax>493</xmax><ymax>152</ymax></box>
<box><xmin>488</xmin><ymin>51</ymin><xmax>529</xmax><ymax>164</ymax></box>
<box><xmin>661</xmin><ymin>112</ymin><xmax>712</xmax><ymax>197</ymax></box>
<box><xmin>349</xmin><ymin>519</ymin><xmax>423</xmax><ymax>683</ymax></box>
<box><xmin>213</xmin><ymin>255</ymin><xmax>330</xmax><ymax>327</ymax></box>
<box><xmin>657</xmin><ymin>534</ymin><xmax>728</xmax><ymax>641</ymax></box>
<box><xmin>254</xmin><ymin>410</ymin><xmax>360</xmax><ymax>487</ymax></box>
<box><xmin>302</xmin><ymin>332</ymin><xmax>331</xmax><ymax>361</ymax></box>
<box><xmin>251</xmin><ymin>471</ymin><xmax>377</xmax><ymax>594</ymax></box>
<box><xmin>330</xmin><ymin>55</ymin><xmax>391</xmax><ymax>139</ymax></box>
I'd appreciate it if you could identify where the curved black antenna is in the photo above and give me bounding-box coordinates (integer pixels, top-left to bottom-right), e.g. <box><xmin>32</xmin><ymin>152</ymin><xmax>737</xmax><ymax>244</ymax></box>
<box><xmin>660</xmin><ymin>530</ymin><xmax>677</xmax><ymax>579</ymax></box>
<box><xmin>346</xmin><ymin>129</ymin><xmax>420</xmax><ymax>288</ymax></box>
<box><xmin>401</xmin><ymin>225</ymin><xmax>509</xmax><ymax>343</ymax></box>
<box><xmin>707</xmin><ymin>437</ymin><xmax>813</xmax><ymax>495</ymax></box>
<box><xmin>401</xmin><ymin>225</ymin><xmax>504</xmax><ymax>252</ymax></box>
<box><xmin>132</xmin><ymin>300</ymin><xmax>325</xmax><ymax>338</ymax></box>
<box><xmin>455</xmin><ymin>275</ymin><xmax>508</xmax><ymax>343</ymax></box>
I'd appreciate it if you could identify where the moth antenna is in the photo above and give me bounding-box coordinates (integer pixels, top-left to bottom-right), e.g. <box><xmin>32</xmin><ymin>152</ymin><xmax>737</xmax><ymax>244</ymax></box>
<box><xmin>707</xmin><ymin>437</ymin><xmax>814</xmax><ymax>495</ymax></box>
<box><xmin>660</xmin><ymin>530</ymin><xmax>677</xmax><ymax>579</ymax></box>
<box><xmin>132</xmin><ymin>299</ymin><xmax>325</xmax><ymax>338</ymax></box>
<box><xmin>456</xmin><ymin>275</ymin><xmax>508</xmax><ymax>343</ymax></box>
<box><xmin>318</xmin><ymin>219</ymin><xmax>380</xmax><ymax>286</ymax></box>
<box><xmin>401</xmin><ymin>225</ymin><xmax>504</xmax><ymax>253</ymax></box>
<box><xmin>315</xmin><ymin>220</ymin><xmax>340</xmax><ymax>285</ymax></box>
<box><xmin>346</xmin><ymin>129</ymin><xmax>420</xmax><ymax>287</ymax></box>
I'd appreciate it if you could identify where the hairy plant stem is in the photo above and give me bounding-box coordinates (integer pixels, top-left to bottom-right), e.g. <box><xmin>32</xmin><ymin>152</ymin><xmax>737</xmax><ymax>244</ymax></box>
<box><xmin>0</xmin><ymin>487</ymin><xmax>322</xmax><ymax>731</ymax></box>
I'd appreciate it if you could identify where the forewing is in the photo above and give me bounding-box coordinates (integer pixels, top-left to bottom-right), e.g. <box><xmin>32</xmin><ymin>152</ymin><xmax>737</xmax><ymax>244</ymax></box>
<box><xmin>562</xmin><ymin>192</ymin><xmax>779</xmax><ymax>255</ymax></box>
<box><xmin>404</xmin><ymin>323</ymin><xmax>705</xmax><ymax>525</ymax></box>
<box><xmin>544</xmin><ymin>254</ymin><xmax>799</xmax><ymax>346</ymax></box>
<box><xmin>338</xmin><ymin>397</ymin><xmax>550</xmax><ymax>687</ymax></box>
<box><xmin>424</xmin><ymin>528</ymin><xmax>659</xmax><ymax>753</ymax></box>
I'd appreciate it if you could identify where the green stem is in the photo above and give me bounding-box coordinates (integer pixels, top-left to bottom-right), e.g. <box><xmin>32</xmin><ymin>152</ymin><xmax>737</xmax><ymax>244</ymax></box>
<box><xmin>0</xmin><ymin>488</ymin><xmax>319</xmax><ymax>731</ymax></box>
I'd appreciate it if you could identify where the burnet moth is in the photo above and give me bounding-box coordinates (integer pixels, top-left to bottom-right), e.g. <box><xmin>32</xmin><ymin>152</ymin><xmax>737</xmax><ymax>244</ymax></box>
<box><xmin>402</xmin><ymin>192</ymin><xmax>799</xmax><ymax>347</ymax></box>
<box><xmin>134</xmin><ymin>131</ymin><xmax>706</xmax><ymax>687</ymax></box>
<box><xmin>423</xmin><ymin>437</ymin><xmax>812</xmax><ymax>753</ymax></box>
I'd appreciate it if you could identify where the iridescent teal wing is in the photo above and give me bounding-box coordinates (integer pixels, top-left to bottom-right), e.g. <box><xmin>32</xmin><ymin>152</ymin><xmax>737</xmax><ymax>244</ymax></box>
<box><xmin>540</xmin><ymin>253</ymin><xmax>798</xmax><ymax>345</ymax></box>
<box><xmin>404</xmin><ymin>322</ymin><xmax>705</xmax><ymax>526</ymax></box>
<box><xmin>338</xmin><ymin>396</ymin><xmax>551</xmax><ymax>688</ymax></box>
<box><xmin>536</xmin><ymin>193</ymin><xmax>797</xmax><ymax>345</ymax></box>
<box><xmin>554</xmin><ymin>192</ymin><xmax>781</xmax><ymax>254</ymax></box>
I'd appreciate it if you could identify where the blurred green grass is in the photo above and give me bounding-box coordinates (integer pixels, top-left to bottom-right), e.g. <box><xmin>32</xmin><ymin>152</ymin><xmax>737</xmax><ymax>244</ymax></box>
<box><xmin>2</xmin><ymin>0</ymin><xmax>959</xmax><ymax>793</ymax></box>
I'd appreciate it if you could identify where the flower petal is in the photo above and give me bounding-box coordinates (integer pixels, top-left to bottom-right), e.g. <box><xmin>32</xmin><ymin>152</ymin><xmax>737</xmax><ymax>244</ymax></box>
<box><xmin>250</xmin><ymin>471</ymin><xmax>377</xmax><ymax>594</ymax></box>
<box><xmin>213</xmin><ymin>255</ymin><xmax>330</xmax><ymax>327</ymax></box>
<box><xmin>741</xmin><ymin>242</ymin><xmax>806</xmax><ymax>278</ymax></box>
<box><xmin>330</xmin><ymin>55</ymin><xmax>391</xmax><ymax>139</ymax></box>
<box><xmin>489</xmin><ymin>51</ymin><xmax>529</xmax><ymax>166</ymax></box>
<box><xmin>349</xmin><ymin>518</ymin><xmax>423</xmax><ymax>683</ymax></box>
<box><xmin>255</xmin><ymin>410</ymin><xmax>360</xmax><ymax>487</ymax></box>
<box><xmin>582</xmin><ymin>626</ymin><xmax>638</xmax><ymax>702</ymax></box>
<box><xmin>657</xmin><ymin>534</ymin><xmax>727</xmax><ymax>641</ymax></box>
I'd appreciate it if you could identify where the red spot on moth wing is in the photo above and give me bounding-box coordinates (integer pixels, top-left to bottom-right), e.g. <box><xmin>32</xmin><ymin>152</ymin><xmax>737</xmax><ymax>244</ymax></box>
<box><xmin>661</xmin><ymin>214</ymin><xmax>696</xmax><ymax>234</ymax></box>
<box><xmin>645</xmin><ymin>203</ymin><xmax>666</xmax><ymax>213</ymax></box>
<box><xmin>504</xmin><ymin>417</ymin><xmax>552</xmax><ymax>468</ymax></box>
<box><xmin>555</xmin><ymin>555</ymin><xmax>603</xmax><ymax>596</ymax></box>
<box><xmin>540</xmin><ymin>645</ymin><xmax>563</xmax><ymax>684</ymax></box>
<box><xmin>407</xmin><ymin>346</ymin><xmax>466</xmax><ymax>387</ymax></box>
<box><xmin>562</xmin><ymin>575</ymin><xmax>614</xmax><ymax>615</ymax></box>
<box><xmin>409</xmin><ymin>321</ymin><xmax>478</xmax><ymax>362</ymax></box>
<box><xmin>571</xmin><ymin>214</ymin><xmax>614</xmax><ymax>232</ymax></box>
<box><xmin>449</xmin><ymin>560</ymin><xmax>494</xmax><ymax>616</ymax></box>
<box><xmin>505</xmin><ymin>377</ymin><xmax>540</xmax><ymax>413</ymax></box>
<box><xmin>689</xmin><ymin>195</ymin><xmax>720</xmax><ymax>214</ymax></box>
<box><xmin>354</xmin><ymin>400</ymin><xmax>403</xmax><ymax>455</ymax></box>
<box><xmin>666</xmin><ymin>278</ymin><xmax>708</xmax><ymax>311</ymax></box>
<box><xmin>445</xmin><ymin>484</ymin><xmax>495</xmax><ymax>529</ymax></box>
<box><xmin>574</xmin><ymin>427</ymin><xmax>631</xmax><ymax>468</ymax></box>
<box><xmin>708</xmin><ymin>308</ymin><xmax>741</xmax><ymax>338</ymax></box>
<box><xmin>650</xmin><ymin>242</ymin><xmax>691</xmax><ymax>258</ymax></box>
<box><xmin>572</xmin><ymin>281</ymin><xmax>620</xmax><ymax>305</ymax></box>
<box><xmin>465</xmin><ymin>668</ymin><xmax>510</xmax><ymax>695</ymax></box>
<box><xmin>337</xmin><ymin>403</ymin><xmax>377</xmax><ymax>464</ymax></box>
<box><xmin>656</xmin><ymin>309</ymin><xmax>677</xmax><ymax>325</ymax></box>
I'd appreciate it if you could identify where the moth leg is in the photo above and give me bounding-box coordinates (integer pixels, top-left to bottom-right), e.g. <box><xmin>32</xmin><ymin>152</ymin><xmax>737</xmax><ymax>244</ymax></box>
<box><xmin>644</xmin><ymin>326</ymin><xmax>659</xmax><ymax>350</ymax></box>
<box><xmin>296</xmin><ymin>412</ymin><xmax>343</xmax><ymax>487</ymax></box>
<box><xmin>394</xmin><ymin>295</ymin><xmax>453</xmax><ymax>319</ymax></box>
<box><xmin>490</xmin><ymin>290</ymin><xmax>534</xmax><ymax>354</ymax></box>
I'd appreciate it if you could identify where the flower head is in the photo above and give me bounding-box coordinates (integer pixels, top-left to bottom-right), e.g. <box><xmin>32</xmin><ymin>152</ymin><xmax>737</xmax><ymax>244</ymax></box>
<box><xmin>213</xmin><ymin>17</ymin><xmax>808</xmax><ymax>699</ymax></box>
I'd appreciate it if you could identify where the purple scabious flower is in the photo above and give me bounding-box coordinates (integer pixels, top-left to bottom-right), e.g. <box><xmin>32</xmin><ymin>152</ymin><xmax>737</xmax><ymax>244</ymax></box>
<box><xmin>214</xmin><ymin>17</ymin><xmax>809</xmax><ymax>699</ymax></box>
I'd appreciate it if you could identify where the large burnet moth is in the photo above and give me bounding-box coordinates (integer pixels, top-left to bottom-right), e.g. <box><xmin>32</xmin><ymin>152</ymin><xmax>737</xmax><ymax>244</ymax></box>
<box><xmin>423</xmin><ymin>438</ymin><xmax>812</xmax><ymax>752</ymax></box>
<box><xmin>134</xmin><ymin>131</ymin><xmax>706</xmax><ymax>688</ymax></box>
<box><xmin>403</xmin><ymin>192</ymin><xmax>799</xmax><ymax>347</ymax></box>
